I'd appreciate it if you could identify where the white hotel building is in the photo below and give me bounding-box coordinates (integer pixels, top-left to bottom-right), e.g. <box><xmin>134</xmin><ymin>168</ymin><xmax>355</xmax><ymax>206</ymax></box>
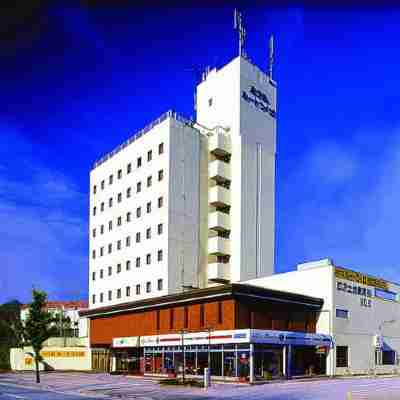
<box><xmin>89</xmin><ymin>55</ymin><xmax>276</xmax><ymax>309</ymax></box>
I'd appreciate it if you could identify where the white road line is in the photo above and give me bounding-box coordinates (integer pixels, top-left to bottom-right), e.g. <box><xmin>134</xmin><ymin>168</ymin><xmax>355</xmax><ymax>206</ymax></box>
<box><xmin>3</xmin><ymin>394</ymin><xmax>27</xmax><ymax>399</ymax></box>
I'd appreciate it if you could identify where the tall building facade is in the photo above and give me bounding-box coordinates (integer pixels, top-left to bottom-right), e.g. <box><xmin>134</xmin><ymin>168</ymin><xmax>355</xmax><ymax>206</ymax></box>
<box><xmin>88</xmin><ymin>55</ymin><xmax>276</xmax><ymax>309</ymax></box>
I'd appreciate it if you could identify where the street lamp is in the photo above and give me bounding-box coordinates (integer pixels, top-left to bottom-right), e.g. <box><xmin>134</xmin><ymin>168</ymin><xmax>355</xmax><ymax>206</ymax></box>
<box><xmin>206</xmin><ymin>327</ymin><xmax>214</xmax><ymax>371</ymax></box>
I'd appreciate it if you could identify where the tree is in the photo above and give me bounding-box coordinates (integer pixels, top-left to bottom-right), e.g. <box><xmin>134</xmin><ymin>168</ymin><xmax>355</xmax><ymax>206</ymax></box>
<box><xmin>23</xmin><ymin>290</ymin><xmax>58</xmax><ymax>383</ymax></box>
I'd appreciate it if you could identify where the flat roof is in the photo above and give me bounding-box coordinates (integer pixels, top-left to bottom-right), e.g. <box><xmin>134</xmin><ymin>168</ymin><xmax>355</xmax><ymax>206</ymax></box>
<box><xmin>80</xmin><ymin>283</ymin><xmax>323</xmax><ymax>319</ymax></box>
<box><xmin>92</xmin><ymin>110</ymin><xmax>193</xmax><ymax>170</ymax></box>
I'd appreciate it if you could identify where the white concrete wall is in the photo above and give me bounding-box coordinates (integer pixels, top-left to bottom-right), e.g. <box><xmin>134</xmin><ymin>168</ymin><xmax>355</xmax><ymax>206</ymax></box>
<box><xmin>10</xmin><ymin>346</ymin><xmax>91</xmax><ymax>371</ymax></box>
<box><xmin>196</xmin><ymin>56</ymin><xmax>276</xmax><ymax>284</ymax></box>
<box><xmin>89</xmin><ymin>115</ymin><xmax>202</xmax><ymax>307</ymax></box>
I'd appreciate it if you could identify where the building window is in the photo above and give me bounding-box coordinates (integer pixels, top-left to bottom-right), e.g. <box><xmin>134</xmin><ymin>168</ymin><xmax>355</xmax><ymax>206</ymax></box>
<box><xmin>158</xmin><ymin>170</ymin><xmax>164</xmax><ymax>181</ymax></box>
<box><xmin>146</xmin><ymin>254</ymin><xmax>151</xmax><ymax>265</ymax></box>
<box><xmin>117</xmin><ymin>288</ymin><xmax>121</xmax><ymax>299</ymax></box>
<box><xmin>127</xmin><ymin>163</ymin><xmax>132</xmax><ymax>174</ymax></box>
<box><xmin>117</xmin><ymin>263</ymin><xmax>121</xmax><ymax>273</ymax></box>
<box><xmin>136</xmin><ymin>232</ymin><xmax>141</xmax><ymax>243</ymax></box>
<box><xmin>92</xmin><ymin>250</ymin><xmax>96</xmax><ymax>259</ymax></box>
<box><xmin>117</xmin><ymin>193</ymin><xmax>122</xmax><ymax>203</ymax></box>
<box><xmin>100</xmin><ymin>224</ymin><xmax>104</xmax><ymax>234</ymax></box>
<box><xmin>108</xmin><ymin>243</ymin><xmax>112</xmax><ymax>254</ymax></box>
<box><xmin>117</xmin><ymin>216</ymin><xmax>122</xmax><ymax>226</ymax></box>
<box><xmin>126</xmin><ymin>212</ymin><xmax>131</xmax><ymax>222</ymax></box>
<box><xmin>169</xmin><ymin>309</ymin><xmax>174</xmax><ymax>329</ymax></box>
<box><xmin>127</xmin><ymin>187</ymin><xmax>131</xmax><ymax>198</ymax></box>
<box><xmin>158</xmin><ymin>223</ymin><xmax>163</xmax><ymax>235</ymax></box>
<box><xmin>136</xmin><ymin>257</ymin><xmax>140</xmax><ymax>268</ymax></box>
<box><xmin>156</xmin><ymin>310</ymin><xmax>160</xmax><ymax>330</ymax></box>
<box><xmin>136</xmin><ymin>207</ymin><xmax>141</xmax><ymax>218</ymax></box>
<box><xmin>100</xmin><ymin>202</ymin><xmax>104</xmax><ymax>212</ymax></box>
<box><xmin>137</xmin><ymin>157</ymin><xmax>142</xmax><ymax>168</ymax></box>
<box><xmin>109</xmin><ymin>197</ymin><xmax>113</xmax><ymax>208</ymax></box>
<box><xmin>218</xmin><ymin>301</ymin><xmax>223</xmax><ymax>324</ymax></box>
<box><xmin>100</xmin><ymin>293</ymin><xmax>104</xmax><ymax>302</ymax></box>
<box><xmin>118</xmin><ymin>169</ymin><xmax>122</xmax><ymax>179</ymax></box>
<box><xmin>157</xmin><ymin>249</ymin><xmax>163</xmax><ymax>262</ymax></box>
<box><xmin>147</xmin><ymin>150</ymin><xmax>152</xmax><ymax>162</ymax></box>
<box><xmin>92</xmin><ymin>228</ymin><xmax>96</xmax><ymax>238</ymax></box>
<box><xmin>146</xmin><ymin>227</ymin><xmax>151</xmax><ymax>239</ymax></box>
<box><xmin>158</xmin><ymin>197</ymin><xmax>163</xmax><ymax>208</ymax></box>
<box><xmin>126</xmin><ymin>236</ymin><xmax>131</xmax><ymax>247</ymax></box>
<box><xmin>136</xmin><ymin>284</ymin><xmax>141</xmax><ymax>295</ymax></box>
<box><xmin>109</xmin><ymin>174</ymin><xmax>113</xmax><ymax>185</ymax></box>
<box><xmin>101</xmin><ymin>180</ymin><xmax>105</xmax><ymax>190</ymax></box>
<box><xmin>157</xmin><ymin>278</ymin><xmax>163</xmax><ymax>291</ymax></box>
<box><xmin>147</xmin><ymin>175</ymin><xmax>152</xmax><ymax>187</ymax></box>
<box><xmin>137</xmin><ymin>181</ymin><xmax>142</xmax><ymax>193</ymax></box>
<box><xmin>109</xmin><ymin>220</ymin><xmax>113</xmax><ymax>231</ymax></box>
<box><xmin>382</xmin><ymin>350</ymin><xmax>396</xmax><ymax>365</ymax></box>
<box><xmin>159</xmin><ymin>143</ymin><xmax>164</xmax><ymax>155</ymax></box>
<box><xmin>100</xmin><ymin>247</ymin><xmax>104</xmax><ymax>257</ymax></box>
<box><xmin>92</xmin><ymin>271</ymin><xmax>96</xmax><ymax>281</ymax></box>
<box><xmin>184</xmin><ymin>306</ymin><xmax>188</xmax><ymax>328</ymax></box>
<box><xmin>117</xmin><ymin>240</ymin><xmax>121</xmax><ymax>250</ymax></box>
<box><xmin>108</xmin><ymin>266</ymin><xmax>112</xmax><ymax>276</ymax></box>
<box><xmin>126</xmin><ymin>260</ymin><xmax>131</xmax><ymax>271</ymax></box>
<box><xmin>108</xmin><ymin>290</ymin><xmax>112</xmax><ymax>301</ymax></box>
<box><xmin>100</xmin><ymin>269</ymin><xmax>104</xmax><ymax>279</ymax></box>
<box><xmin>126</xmin><ymin>286</ymin><xmax>131</xmax><ymax>297</ymax></box>
<box><xmin>200</xmin><ymin>304</ymin><xmax>205</xmax><ymax>327</ymax></box>
<box><xmin>336</xmin><ymin>346</ymin><xmax>348</xmax><ymax>368</ymax></box>
<box><xmin>336</xmin><ymin>309</ymin><xmax>349</xmax><ymax>319</ymax></box>
<box><xmin>93</xmin><ymin>206</ymin><xmax>97</xmax><ymax>216</ymax></box>
<box><xmin>93</xmin><ymin>185</ymin><xmax>97</xmax><ymax>195</ymax></box>
<box><xmin>208</xmin><ymin>97</ymin><xmax>213</xmax><ymax>107</ymax></box>
<box><xmin>146</xmin><ymin>202</ymin><xmax>151</xmax><ymax>213</ymax></box>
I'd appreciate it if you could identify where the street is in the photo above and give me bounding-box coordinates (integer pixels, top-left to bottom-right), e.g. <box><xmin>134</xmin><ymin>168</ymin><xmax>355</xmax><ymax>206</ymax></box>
<box><xmin>1</xmin><ymin>372</ymin><xmax>400</xmax><ymax>399</ymax></box>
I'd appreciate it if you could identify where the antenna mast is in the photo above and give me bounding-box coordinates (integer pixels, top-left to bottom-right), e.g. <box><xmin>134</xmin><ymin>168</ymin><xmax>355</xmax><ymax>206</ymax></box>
<box><xmin>269</xmin><ymin>34</ymin><xmax>274</xmax><ymax>79</ymax></box>
<box><xmin>234</xmin><ymin>9</ymin><xmax>246</xmax><ymax>58</ymax></box>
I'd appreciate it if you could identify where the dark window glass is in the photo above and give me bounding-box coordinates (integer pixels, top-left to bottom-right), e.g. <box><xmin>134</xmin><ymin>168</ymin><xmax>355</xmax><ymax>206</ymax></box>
<box><xmin>127</xmin><ymin>163</ymin><xmax>132</xmax><ymax>174</ymax></box>
<box><xmin>137</xmin><ymin>157</ymin><xmax>142</xmax><ymax>168</ymax></box>
<box><xmin>158</xmin><ymin>279</ymin><xmax>163</xmax><ymax>291</ymax></box>
<box><xmin>158</xmin><ymin>143</ymin><xmax>164</xmax><ymax>155</ymax></box>
<box><xmin>336</xmin><ymin>346</ymin><xmax>348</xmax><ymax>368</ymax></box>
<box><xmin>158</xmin><ymin>170</ymin><xmax>164</xmax><ymax>181</ymax></box>
<box><xmin>147</xmin><ymin>150</ymin><xmax>152</xmax><ymax>162</ymax></box>
<box><xmin>118</xmin><ymin>169</ymin><xmax>122</xmax><ymax>179</ymax></box>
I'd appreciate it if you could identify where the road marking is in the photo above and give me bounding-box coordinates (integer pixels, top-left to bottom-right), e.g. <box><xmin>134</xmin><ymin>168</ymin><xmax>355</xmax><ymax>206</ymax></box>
<box><xmin>3</xmin><ymin>394</ymin><xmax>27</xmax><ymax>399</ymax></box>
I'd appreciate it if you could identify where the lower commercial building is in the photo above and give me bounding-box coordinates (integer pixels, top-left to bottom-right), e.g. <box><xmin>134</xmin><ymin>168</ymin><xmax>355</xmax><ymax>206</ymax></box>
<box><xmin>247</xmin><ymin>259</ymin><xmax>400</xmax><ymax>376</ymax></box>
<box><xmin>80</xmin><ymin>283</ymin><xmax>332</xmax><ymax>381</ymax></box>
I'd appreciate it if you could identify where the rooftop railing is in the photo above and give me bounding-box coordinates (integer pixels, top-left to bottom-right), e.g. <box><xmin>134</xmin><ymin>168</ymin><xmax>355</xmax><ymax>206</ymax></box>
<box><xmin>92</xmin><ymin>110</ymin><xmax>193</xmax><ymax>169</ymax></box>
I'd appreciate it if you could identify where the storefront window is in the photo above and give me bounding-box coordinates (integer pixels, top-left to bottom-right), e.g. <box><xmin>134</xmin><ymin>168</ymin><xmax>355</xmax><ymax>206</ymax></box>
<box><xmin>197</xmin><ymin>351</ymin><xmax>208</xmax><ymax>375</ymax></box>
<box><xmin>164</xmin><ymin>352</ymin><xmax>174</xmax><ymax>372</ymax></box>
<box><xmin>382</xmin><ymin>350</ymin><xmax>396</xmax><ymax>365</ymax></box>
<box><xmin>237</xmin><ymin>351</ymin><xmax>250</xmax><ymax>379</ymax></box>
<box><xmin>185</xmin><ymin>352</ymin><xmax>196</xmax><ymax>374</ymax></box>
<box><xmin>210</xmin><ymin>351</ymin><xmax>222</xmax><ymax>376</ymax></box>
<box><xmin>223</xmin><ymin>351</ymin><xmax>236</xmax><ymax>377</ymax></box>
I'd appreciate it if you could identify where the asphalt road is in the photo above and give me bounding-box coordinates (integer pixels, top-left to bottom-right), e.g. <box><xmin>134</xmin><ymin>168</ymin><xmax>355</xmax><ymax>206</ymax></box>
<box><xmin>0</xmin><ymin>383</ymin><xmax>103</xmax><ymax>400</ymax></box>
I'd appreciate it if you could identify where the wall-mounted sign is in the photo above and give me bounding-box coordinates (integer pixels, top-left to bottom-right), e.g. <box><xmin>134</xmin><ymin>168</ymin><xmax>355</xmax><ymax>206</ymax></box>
<box><xmin>112</xmin><ymin>336</ymin><xmax>140</xmax><ymax>348</ymax></box>
<box><xmin>335</xmin><ymin>267</ymin><xmax>389</xmax><ymax>290</ymax></box>
<box><xmin>242</xmin><ymin>85</ymin><xmax>276</xmax><ymax>118</ymax></box>
<box><xmin>337</xmin><ymin>281</ymin><xmax>372</xmax><ymax>308</ymax></box>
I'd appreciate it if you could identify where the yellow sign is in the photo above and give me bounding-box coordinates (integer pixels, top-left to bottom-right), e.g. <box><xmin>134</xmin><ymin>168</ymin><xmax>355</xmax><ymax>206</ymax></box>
<box><xmin>24</xmin><ymin>357</ymin><xmax>33</xmax><ymax>365</ymax></box>
<box><xmin>335</xmin><ymin>267</ymin><xmax>388</xmax><ymax>290</ymax></box>
<box><xmin>40</xmin><ymin>351</ymin><xmax>86</xmax><ymax>358</ymax></box>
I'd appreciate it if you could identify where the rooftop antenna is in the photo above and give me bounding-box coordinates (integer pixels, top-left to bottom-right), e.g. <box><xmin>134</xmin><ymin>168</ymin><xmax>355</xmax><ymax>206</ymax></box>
<box><xmin>234</xmin><ymin>9</ymin><xmax>246</xmax><ymax>58</ymax></box>
<box><xmin>269</xmin><ymin>34</ymin><xmax>274</xmax><ymax>79</ymax></box>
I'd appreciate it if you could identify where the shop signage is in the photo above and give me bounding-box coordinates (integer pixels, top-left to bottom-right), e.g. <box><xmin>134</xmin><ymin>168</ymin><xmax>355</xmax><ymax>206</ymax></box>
<box><xmin>335</xmin><ymin>267</ymin><xmax>389</xmax><ymax>290</ymax></box>
<box><xmin>113</xmin><ymin>336</ymin><xmax>140</xmax><ymax>348</ymax></box>
<box><xmin>242</xmin><ymin>85</ymin><xmax>276</xmax><ymax>118</ymax></box>
<box><xmin>250</xmin><ymin>330</ymin><xmax>332</xmax><ymax>347</ymax></box>
<box><xmin>25</xmin><ymin>350</ymin><xmax>86</xmax><ymax>363</ymax></box>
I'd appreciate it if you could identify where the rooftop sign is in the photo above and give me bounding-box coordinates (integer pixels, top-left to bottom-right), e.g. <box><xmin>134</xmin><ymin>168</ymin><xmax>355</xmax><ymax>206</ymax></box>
<box><xmin>335</xmin><ymin>267</ymin><xmax>388</xmax><ymax>291</ymax></box>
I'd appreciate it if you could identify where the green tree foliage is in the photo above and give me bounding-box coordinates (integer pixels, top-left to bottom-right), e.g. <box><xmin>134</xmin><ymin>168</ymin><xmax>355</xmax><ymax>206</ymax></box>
<box><xmin>23</xmin><ymin>290</ymin><xmax>58</xmax><ymax>383</ymax></box>
<box><xmin>0</xmin><ymin>300</ymin><xmax>22</xmax><ymax>370</ymax></box>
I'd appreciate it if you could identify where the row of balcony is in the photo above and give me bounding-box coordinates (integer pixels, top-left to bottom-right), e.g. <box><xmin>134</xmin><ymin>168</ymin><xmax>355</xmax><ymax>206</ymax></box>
<box><xmin>207</xmin><ymin>133</ymin><xmax>231</xmax><ymax>282</ymax></box>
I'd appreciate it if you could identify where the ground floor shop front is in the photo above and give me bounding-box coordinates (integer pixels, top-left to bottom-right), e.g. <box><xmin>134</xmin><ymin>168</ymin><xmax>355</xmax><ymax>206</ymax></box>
<box><xmin>97</xmin><ymin>329</ymin><xmax>332</xmax><ymax>382</ymax></box>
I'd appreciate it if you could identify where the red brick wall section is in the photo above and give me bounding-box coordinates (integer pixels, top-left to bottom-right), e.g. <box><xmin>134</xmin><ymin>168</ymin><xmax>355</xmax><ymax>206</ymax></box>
<box><xmin>90</xmin><ymin>299</ymin><xmax>236</xmax><ymax>346</ymax></box>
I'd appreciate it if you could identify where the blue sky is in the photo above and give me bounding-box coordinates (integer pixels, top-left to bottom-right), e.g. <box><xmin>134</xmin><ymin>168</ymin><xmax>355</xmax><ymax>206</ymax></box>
<box><xmin>2</xmin><ymin>5</ymin><xmax>400</xmax><ymax>304</ymax></box>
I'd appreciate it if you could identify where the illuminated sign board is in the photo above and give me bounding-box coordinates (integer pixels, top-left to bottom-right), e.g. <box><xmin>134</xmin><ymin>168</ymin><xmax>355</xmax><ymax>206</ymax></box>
<box><xmin>242</xmin><ymin>85</ymin><xmax>276</xmax><ymax>118</ymax></box>
<box><xmin>335</xmin><ymin>267</ymin><xmax>389</xmax><ymax>290</ymax></box>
